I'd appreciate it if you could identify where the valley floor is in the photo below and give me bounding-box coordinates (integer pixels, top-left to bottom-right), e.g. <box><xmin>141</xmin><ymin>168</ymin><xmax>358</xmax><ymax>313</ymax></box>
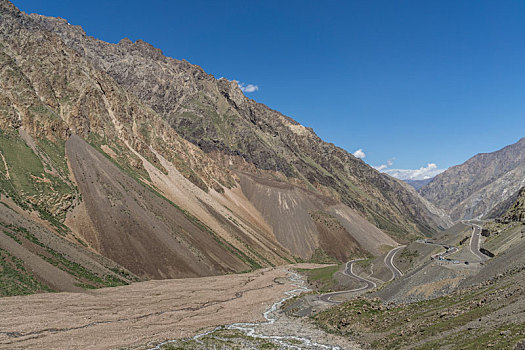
<box><xmin>0</xmin><ymin>264</ymin><xmax>355</xmax><ymax>350</ymax></box>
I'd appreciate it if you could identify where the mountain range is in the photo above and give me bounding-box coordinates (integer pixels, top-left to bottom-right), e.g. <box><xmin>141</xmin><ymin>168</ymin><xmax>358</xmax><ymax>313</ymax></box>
<box><xmin>1</xmin><ymin>2</ymin><xmax>525</xmax><ymax>349</ymax></box>
<box><xmin>419</xmin><ymin>137</ymin><xmax>525</xmax><ymax>221</ymax></box>
<box><xmin>0</xmin><ymin>0</ymin><xmax>452</xmax><ymax>295</ymax></box>
<box><xmin>1</xmin><ymin>0</ymin><xmax>524</xmax><ymax>300</ymax></box>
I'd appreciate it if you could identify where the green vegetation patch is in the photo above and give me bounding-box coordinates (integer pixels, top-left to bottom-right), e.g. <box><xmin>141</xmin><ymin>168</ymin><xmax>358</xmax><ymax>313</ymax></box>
<box><xmin>0</xmin><ymin>246</ymin><xmax>54</xmax><ymax>297</ymax></box>
<box><xmin>2</xmin><ymin>224</ymin><xmax>128</xmax><ymax>290</ymax></box>
<box><xmin>296</xmin><ymin>264</ymin><xmax>341</xmax><ymax>292</ymax></box>
<box><xmin>0</xmin><ymin>131</ymin><xmax>44</xmax><ymax>195</ymax></box>
<box><xmin>309</xmin><ymin>248</ymin><xmax>340</xmax><ymax>264</ymax></box>
<box><xmin>0</xmin><ymin>130</ymin><xmax>77</xmax><ymax>234</ymax></box>
<box><xmin>369</xmin><ymin>211</ymin><xmax>419</xmax><ymax>243</ymax></box>
<box><xmin>398</xmin><ymin>248</ymin><xmax>419</xmax><ymax>263</ymax></box>
<box><xmin>314</xmin><ymin>281</ymin><xmax>517</xmax><ymax>349</ymax></box>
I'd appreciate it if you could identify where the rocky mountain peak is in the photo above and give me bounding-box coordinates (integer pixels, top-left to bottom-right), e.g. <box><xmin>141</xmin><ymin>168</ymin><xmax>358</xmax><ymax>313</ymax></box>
<box><xmin>217</xmin><ymin>78</ymin><xmax>246</xmax><ymax>108</ymax></box>
<box><xmin>0</xmin><ymin>0</ymin><xmax>18</xmax><ymax>13</ymax></box>
<box><xmin>118</xmin><ymin>37</ymin><xmax>133</xmax><ymax>46</ymax></box>
<box><xmin>130</xmin><ymin>39</ymin><xmax>165</xmax><ymax>60</ymax></box>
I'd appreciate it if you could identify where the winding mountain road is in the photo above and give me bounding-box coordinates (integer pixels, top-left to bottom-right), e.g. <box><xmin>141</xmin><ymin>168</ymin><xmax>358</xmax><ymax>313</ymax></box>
<box><xmin>319</xmin><ymin>246</ymin><xmax>405</xmax><ymax>304</ymax></box>
<box><xmin>469</xmin><ymin>224</ymin><xmax>487</xmax><ymax>262</ymax></box>
<box><xmin>417</xmin><ymin>239</ymin><xmax>458</xmax><ymax>260</ymax></box>
<box><xmin>319</xmin><ymin>259</ymin><xmax>376</xmax><ymax>303</ymax></box>
<box><xmin>384</xmin><ymin>245</ymin><xmax>406</xmax><ymax>281</ymax></box>
<box><xmin>418</xmin><ymin>221</ymin><xmax>489</xmax><ymax>263</ymax></box>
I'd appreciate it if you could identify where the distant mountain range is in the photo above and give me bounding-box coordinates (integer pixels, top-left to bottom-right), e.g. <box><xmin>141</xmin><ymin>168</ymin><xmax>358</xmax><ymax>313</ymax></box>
<box><xmin>404</xmin><ymin>178</ymin><xmax>434</xmax><ymax>191</ymax></box>
<box><xmin>419</xmin><ymin>138</ymin><xmax>525</xmax><ymax>221</ymax></box>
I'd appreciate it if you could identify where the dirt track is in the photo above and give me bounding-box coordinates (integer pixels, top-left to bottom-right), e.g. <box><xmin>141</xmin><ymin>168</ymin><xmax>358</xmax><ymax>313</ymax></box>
<box><xmin>0</xmin><ymin>266</ymin><xmax>321</xmax><ymax>349</ymax></box>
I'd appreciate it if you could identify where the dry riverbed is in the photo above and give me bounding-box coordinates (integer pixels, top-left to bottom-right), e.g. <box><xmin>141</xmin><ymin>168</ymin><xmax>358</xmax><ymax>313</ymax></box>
<box><xmin>0</xmin><ymin>264</ymin><xmax>357</xmax><ymax>349</ymax></box>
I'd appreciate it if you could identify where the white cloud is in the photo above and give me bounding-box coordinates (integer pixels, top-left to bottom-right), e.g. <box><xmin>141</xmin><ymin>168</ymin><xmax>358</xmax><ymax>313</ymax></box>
<box><xmin>383</xmin><ymin>163</ymin><xmax>445</xmax><ymax>181</ymax></box>
<box><xmin>353</xmin><ymin>149</ymin><xmax>366</xmax><ymax>159</ymax></box>
<box><xmin>238</xmin><ymin>82</ymin><xmax>259</xmax><ymax>93</ymax></box>
<box><xmin>373</xmin><ymin>158</ymin><xmax>395</xmax><ymax>171</ymax></box>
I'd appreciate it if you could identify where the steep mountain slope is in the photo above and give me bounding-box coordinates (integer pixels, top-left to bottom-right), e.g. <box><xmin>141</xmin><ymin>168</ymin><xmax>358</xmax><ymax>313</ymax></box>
<box><xmin>0</xmin><ymin>0</ymin><xmax>288</xmax><ymax>289</ymax></box>
<box><xmin>66</xmin><ymin>135</ymin><xmax>249</xmax><ymax>278</ymax></box>
<box><xmin>420</xmin><ymin>138</ymin><xmax>525</xmax><ymax>221</ymax></box>
<box><xmin>0</xmin><ymin>0</ymin><xmax>449</xmax><ymax>296</ymax></box>
<box><xmin>238</xmin><ymin>173</ymin><xmax>397</xmax><ymax>259</ymax></box>
<box><xmin>483</xmin><ymin>187</ymin><xmax>521</xmax><ymax>219</ymax></box>
<box><xmin>501</xmin><ymin>186</ymin><xmax>525</xmax><ymax>223</ymax></box>
<box><xmin>30</xmin><ymin>11</ymin><xmax>450</xmax><ymax>240</ymax></box>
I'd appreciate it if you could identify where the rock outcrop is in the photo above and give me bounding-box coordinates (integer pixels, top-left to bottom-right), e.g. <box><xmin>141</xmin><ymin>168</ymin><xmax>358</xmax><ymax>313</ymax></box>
<box><xmin>501</xmin><ymin>187</ymin><xmax>525</xmax><ymax>223</ymax></box>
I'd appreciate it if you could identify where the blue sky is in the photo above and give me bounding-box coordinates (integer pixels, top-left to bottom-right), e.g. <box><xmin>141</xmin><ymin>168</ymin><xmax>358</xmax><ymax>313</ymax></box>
<box><xmin>13</xmin><ymin>0</ymin><xmax>525</xmax><ymax>179</ymax></box>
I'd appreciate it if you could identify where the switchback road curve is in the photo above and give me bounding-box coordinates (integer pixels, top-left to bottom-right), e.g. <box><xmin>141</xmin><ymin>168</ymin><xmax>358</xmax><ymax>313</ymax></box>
<box><xmin>320</xmin><ymin>246</ymin><xmax>405</xmax><ymax>304</ymax></box>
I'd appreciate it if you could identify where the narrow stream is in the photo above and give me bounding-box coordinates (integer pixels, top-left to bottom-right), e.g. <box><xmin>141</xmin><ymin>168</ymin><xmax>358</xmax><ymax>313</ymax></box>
<box><xmin>149</xmin><ymin>270</ymin><xmax>341</xmax><ymax>349</ymax></box>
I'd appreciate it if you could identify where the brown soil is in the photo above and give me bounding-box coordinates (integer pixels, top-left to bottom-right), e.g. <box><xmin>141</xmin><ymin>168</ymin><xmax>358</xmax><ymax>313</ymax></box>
<box><xmin>136</xmin><ymin>146</ymin><xmax>292</xmax><ymax>267</ymax></box>
<box><xmin>66</xmin><ymin>135</ymin><xmax>248</xmax><ymax>279</ymax></box>
<box><xmin>311</xmin><ymin>211</ymin><xmax>365</xmax><ymax>261</ymax></box>
<box><xmin>239</xmin><ymin>173</ymin><xmax>397</xmax><ymax>259</ymax></box>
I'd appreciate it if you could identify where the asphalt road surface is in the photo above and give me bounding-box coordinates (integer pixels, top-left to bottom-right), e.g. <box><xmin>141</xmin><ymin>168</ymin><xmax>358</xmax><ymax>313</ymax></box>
<box><xmin>417</xmin><ymin>239</ymin><xmax>458</xmax><ymax>260</ymax></box>
<box><xmin>319</xmin><ymin>259</ymin><xmax>376</xmax><ymax>304</ymax></box>
<box><xmin>418</xmin><ymin>222</ymin><xmax>489</xmax><ymax>263</ymax></box>
<box><xmin>470</xmin><ymin>224</ymin><xmax>487</xmax><ymax>262</ymax></box>
<box><xmin>319</xmin><ymin>246</ymin><xmax>405</xmax><ymax>304</ymax></box>
<box><xmin>384</xmin><ymin>245</ymin><xmax>406</xmax><ymax>281</ymax></box>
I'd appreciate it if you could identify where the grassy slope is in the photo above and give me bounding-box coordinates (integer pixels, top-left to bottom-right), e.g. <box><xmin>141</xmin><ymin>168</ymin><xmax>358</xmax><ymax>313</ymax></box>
<box><xmin>314</xmin><ymin>221</ymin><xmax>525</xmax><ymax>349</ymax></box>
<box><xmin>0</xmin><ymin>130</ymin><xmax>76</xmax><ymax>234</ymax></box>
<box><xmin>0</xmin><ymin>246</ymin><xmax>54</xmax><ymax>296</ymax></box>
<box><xmin>296</xmin><ymin>264</ymin><xmax>341</xmax><ymax>292</ymax></box>
<box><xmin>314</xmin><ymin>276</ymin><xmax>524</xmax><ymax>349</ymax></box>
<box><xmin>0</xmin><ymin>130</ymin><xmax>135</xmax><ymax>295</ymax></box>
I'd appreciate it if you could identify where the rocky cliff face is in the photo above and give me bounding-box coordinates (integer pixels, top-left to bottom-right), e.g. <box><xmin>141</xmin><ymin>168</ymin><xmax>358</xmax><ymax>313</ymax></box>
<box><xmin>501</xmin><ymin>187</ymin><xmax>525</xmax><ymax>223</ymax></box>
<box><xmin>30</xmin><ymin>10</ymin><xmax>449</xmax><ymax>240</ymax></box>
<box><xmin>420</xmin><ymin>138</ymin><xmax>525</xmax><ymax>221</ymax></box>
